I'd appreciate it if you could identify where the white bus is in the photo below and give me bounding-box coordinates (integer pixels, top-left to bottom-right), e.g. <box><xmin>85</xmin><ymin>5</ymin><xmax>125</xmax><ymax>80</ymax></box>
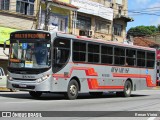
<box><xmin>4</xmin><ymin>30</ymin><xmax>156</xmax><ymax>100</ymax></box>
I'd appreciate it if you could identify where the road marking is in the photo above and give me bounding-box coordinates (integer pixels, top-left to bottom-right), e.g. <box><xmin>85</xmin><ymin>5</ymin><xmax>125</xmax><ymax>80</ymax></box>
<box><xmin>147</xmin><ymin>117</ymin><xmax>156</xmax><ymax>120</ymax></box>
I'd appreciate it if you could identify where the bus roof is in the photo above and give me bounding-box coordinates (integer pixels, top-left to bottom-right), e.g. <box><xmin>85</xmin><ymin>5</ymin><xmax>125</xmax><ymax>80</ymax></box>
<box><xmin>56</xmin><ymin>32</ymin><xmax>156</xmax><ymax>52</ymax></box>
<box><xmin>10</xmin><ymin>30</ymin><xmax>156</xmax><ymax>52</ymax></box>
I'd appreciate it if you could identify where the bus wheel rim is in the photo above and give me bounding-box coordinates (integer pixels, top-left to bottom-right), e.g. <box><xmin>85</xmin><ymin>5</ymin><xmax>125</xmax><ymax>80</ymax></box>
<box><xmin>69</xmin><ymin>85</ymin><xmax>77</xmax><ymax>96</ymax></box>
<box><xmin>125</xmin><ymin>84</ymin><xmax>131</xmax><ymax>94</ymax></box>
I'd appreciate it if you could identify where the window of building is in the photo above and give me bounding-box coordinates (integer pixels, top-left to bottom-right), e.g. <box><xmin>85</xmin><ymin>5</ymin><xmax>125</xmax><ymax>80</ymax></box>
<box><xmin>95</xmin><ymin>20</ymin><xmax>110</xmax><ymax>34</ymax></box>
<box><xmin>114</xmin><ymin>24</ymin><xmax>122</xmax><ymax>36</ymax></box>
<box><xmin>76</xmin><ymin>15</ymin><xmax>91</xmax><ymax>30</ymax></box>
<box><xmin>88</xmin><ymin>43</ymin><xmax>100</xmax><ymax>63</ymax></box>
<box><xmin>101</xmin><ymin>45</ymin><xmax>113</xmax><ymax>64</ymax></box>
<box><xmin>106</xmin><ymin>0</ymin><xmax>112</xmax><ymax>2</ymax></box>
<box><xmin>16</xmin><ymin>0</ymin><xmax>34</xmax><ymax>15</ymax></box>
<box><xmin>114</xmin><ymin>47</ymin><xmax>125</xmax><ymax>65</ymax></box>
<box><xmin>73</xmin><ymin>41</ymin><xmax>86</xmax><ymax>62</ymax></box>
<box><xmin>116</xmin><ymin>0</ymin><xmax>122</xmax><ymax>5</ymax></box>
<box><xmin>0</xmin><ymin>0</ymin><xmax>10</xmax><ymax>10</ymax></box>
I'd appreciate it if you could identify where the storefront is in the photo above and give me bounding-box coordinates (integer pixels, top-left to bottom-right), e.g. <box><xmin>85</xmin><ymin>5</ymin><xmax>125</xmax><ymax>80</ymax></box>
<box><xmin>0</xmin><ymin>26</ymin><xmax>18</xmax><ymax>45</ymax></box>
<box><xmin>0</xmin><ymin>26</ymin><xmax>18</xmax><ymax>73</ymax></box>
<box><xmin>38</xmin><ymin>0</ymin><xmax>78</xmax><ymax>33</ymax></box>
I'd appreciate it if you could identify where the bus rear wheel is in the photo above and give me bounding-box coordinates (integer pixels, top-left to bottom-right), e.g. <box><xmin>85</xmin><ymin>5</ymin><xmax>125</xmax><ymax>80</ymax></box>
<box><xmin>64</xmin><ymin>80</ymin><xmax>79</xmax><ymax>100</ymax></box>
<box><xmin>116</xmin><ymin>80</ymin><xmax>132</xmax><ymax>97</ymax></box>
<box><xmin>29</xmin><ymin>91</ymin><xmax>42</xmax><ymax>98</ymax></box>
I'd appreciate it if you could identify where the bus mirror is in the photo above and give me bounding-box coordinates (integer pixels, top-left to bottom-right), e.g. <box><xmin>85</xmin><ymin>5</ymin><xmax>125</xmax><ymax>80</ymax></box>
<box><xmin>55</xmin><ymin>48</ymin><xmax>61</xmax><ymax>64</ymax></box>
<box><xmin>3</xmin><ymin>40</ymin><xmax>9</xmax><ymax>57</ymax></box>
<box><xmin>3</xmin><ymin>41</ymin><xmax>6</xmax><ymax>51</ymax></box>
<box><xmin>57</xmin><ymin>49</ymin><xmax>61</xmax><ymax>59</ymax></box>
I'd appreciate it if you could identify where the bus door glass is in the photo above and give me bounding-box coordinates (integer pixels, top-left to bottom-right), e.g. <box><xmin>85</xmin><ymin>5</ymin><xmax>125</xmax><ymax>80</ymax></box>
<box><xmin>53</xmin><ymin>38</ymin><xmax>70</xmax><ymax>73</ymax></box>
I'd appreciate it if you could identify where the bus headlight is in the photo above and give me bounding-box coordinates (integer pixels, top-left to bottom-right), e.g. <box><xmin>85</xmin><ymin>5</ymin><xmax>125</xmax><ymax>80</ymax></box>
<box><xmin>7</xmin><ymin>76</ymin><xmax>13</xmax><ymax>81</ymax></box>
<box><xmin>36</xmin><ymin>75</ymin><xmax>50</xmax><ymax>83</ymax></box>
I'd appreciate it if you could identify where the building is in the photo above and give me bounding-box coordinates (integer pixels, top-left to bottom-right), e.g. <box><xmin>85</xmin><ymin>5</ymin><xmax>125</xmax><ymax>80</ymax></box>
<box><xmin>0</xmin><ymin>0</ymin><xmax>40</xmax><ymax>73</ymax></box>
<box><xmin>38</xmin><ymin>0</ymin><xmax>133</xmax><ymax>43</ymax></box>
<box><xmin>38</xmin><ymin>0</ymin><xmax>78</xmax><ymax>33</ymax></box>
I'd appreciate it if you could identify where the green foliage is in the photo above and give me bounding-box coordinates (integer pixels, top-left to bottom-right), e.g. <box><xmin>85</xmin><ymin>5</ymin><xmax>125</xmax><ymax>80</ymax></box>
<box><xmin>157</xmin><ymin>24</ymin><xmax>160</xmax><ymax>32</ymax></box>
<box><xmin>127</xmin><ymin>25</ymin><xmax>158</xmax><ymax>37</ymax></box>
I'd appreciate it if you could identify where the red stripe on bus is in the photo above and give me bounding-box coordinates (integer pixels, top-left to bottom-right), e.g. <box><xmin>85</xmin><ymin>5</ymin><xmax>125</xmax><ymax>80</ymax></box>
<box><xmin>53</xmin><ymin>67</ymin><xmax>98</xmax><ymax>78</ymax></box>
<box><xmin>87</xmin><ymin>78</ymin><xmax>124</xmax><ymax>90</ymax></box>
<box><xmin>113</xmin><ymin>73</ymin><xmax>156</xmax><ymax>87</ymax></box>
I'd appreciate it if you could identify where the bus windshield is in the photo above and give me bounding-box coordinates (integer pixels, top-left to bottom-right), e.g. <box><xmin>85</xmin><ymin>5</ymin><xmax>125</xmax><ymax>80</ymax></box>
<box><xmin>9</xmin><ymin>41</ymin><xmax>51</xmax><ymax>69</ymax></box>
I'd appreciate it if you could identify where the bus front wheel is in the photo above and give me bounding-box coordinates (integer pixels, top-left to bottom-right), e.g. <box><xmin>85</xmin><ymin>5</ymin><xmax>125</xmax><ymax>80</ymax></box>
<box><xmin>29</xmin><ymin>91</ymin><xmax>42</xmax><ymax>98</ymax></box>
<box><xmin>116</xmin><ymin>80</ymin><xmax>132</xmax><ymax>97</ymax></box>
<box><xmin>64</xmin><ymin>80</ymin><xmax>79</xmax><ymax>100</ymax></box>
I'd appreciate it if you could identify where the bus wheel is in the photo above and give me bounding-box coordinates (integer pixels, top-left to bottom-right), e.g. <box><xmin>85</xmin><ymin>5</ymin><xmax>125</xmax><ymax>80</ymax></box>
<box><xmin>116</xmin><ymin>80</ymin><xmax>132</xmax><ymax>97</ymax></box>
<box><xmin>10</xmin><ymin>89</ymin><xmax>18</xmax><ymax>92</ymax></box>
<box><xmin>29</xmin><ymin>91</ymin><xmax>42</xmax><ymax>98</ymax></box>
<box><xmin>89</xmin><ymin>92</ymin><xmax>103</xmax><ymax>96</ymax></box>
<box><xmin>64</xmin><ymin>80</ymin><xmax>79</xmax><ymax>100</ymax></box>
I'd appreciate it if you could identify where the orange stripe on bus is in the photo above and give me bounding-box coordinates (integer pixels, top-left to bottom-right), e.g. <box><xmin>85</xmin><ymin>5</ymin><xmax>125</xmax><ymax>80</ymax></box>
<box><xmin>113</xmin><ymin>73</ymin><xmax>156</xmax><ymax>87</ymax></box>
<box><xmin>53</xmin><ymin>67</ymin><xmax>98</xmax><ymax>78</ymax></box>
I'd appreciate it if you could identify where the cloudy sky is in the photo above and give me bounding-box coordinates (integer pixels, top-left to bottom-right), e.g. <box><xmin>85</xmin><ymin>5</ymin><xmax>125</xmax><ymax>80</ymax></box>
<box><xmin>127</xmin><ymin>0</ymin><xmax>160</xmax><ymax>31</ymax></box>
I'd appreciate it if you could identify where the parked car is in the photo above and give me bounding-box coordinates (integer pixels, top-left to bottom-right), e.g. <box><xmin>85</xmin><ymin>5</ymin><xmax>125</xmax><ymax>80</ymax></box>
<box><xmin>0</xmin><ymin>67</ymin><xmax>17</xmax><ymax>92</ymax></box>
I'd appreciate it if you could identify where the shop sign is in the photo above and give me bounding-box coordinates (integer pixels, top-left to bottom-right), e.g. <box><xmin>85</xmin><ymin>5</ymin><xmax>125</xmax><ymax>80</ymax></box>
<box><xmin>0</xmin><ymin>27</ymin><xmax>18</xmax><ymax>45</ymax></box>
<box><xmin>71</xmin><ymin>0</ymin><xmax>113</xmax><ymax>21</ymax></box>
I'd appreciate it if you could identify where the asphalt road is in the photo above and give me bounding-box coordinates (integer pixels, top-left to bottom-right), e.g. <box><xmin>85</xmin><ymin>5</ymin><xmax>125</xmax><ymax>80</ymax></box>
<box><xmin>0</xmin><ymin>89</ymin><xmax>160</xmax><ymax>120</ymax></box>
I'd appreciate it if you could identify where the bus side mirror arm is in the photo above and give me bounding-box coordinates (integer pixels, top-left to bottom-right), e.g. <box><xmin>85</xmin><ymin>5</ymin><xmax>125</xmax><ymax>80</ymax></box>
<box><xmin>55</xmin><ymin>48</ymin><xmax>61</xmax><ymax>64</ymax></box>
<box><xmin>3</xmin><ymin>40</ymin><xmax>9</xmax><ymax>57</ymax></box>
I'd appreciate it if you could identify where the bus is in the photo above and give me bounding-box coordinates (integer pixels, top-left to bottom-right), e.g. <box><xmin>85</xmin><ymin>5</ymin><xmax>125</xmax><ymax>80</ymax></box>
<box><xmin>4</xmin><ymin>30</ymin><xmax>156</xmax><ymax>100</ymax></box>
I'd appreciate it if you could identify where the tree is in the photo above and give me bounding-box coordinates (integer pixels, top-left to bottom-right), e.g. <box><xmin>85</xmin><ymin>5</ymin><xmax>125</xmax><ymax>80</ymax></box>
<box><xmin>127</xmin><ymin>25</ymin><xmax>157</xmax><ymax>37</ymax></box>
<box><xmin>157</xmin><ymin>24</ymin><xmax>160</xmax><ymax>32</ymax></box>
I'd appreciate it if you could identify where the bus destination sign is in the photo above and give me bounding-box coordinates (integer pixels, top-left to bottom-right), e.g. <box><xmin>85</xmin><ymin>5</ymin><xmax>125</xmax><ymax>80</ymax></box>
<box><xmin>11</xmin><ymin>33</ymin><xmax>50</xmax><ymax>39</ymax></box>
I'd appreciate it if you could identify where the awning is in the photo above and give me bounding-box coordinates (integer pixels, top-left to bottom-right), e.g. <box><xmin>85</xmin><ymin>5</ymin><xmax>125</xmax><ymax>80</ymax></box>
<box><xmin>49</xmin><ymin>0</ymin><xmax>79</xmax><ymax>11</ymax></box>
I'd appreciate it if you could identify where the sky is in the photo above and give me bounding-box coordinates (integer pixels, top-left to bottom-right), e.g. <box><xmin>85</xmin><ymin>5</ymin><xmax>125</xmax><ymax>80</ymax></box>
<box><xmin>127</xmin><ymin>0</ymin><xmax>160</xmax><ymax>31</ymax></box>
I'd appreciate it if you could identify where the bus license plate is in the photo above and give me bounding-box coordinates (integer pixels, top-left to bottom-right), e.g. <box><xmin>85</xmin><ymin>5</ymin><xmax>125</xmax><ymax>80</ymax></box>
<box><xmin>19</xmin><ymin>84</ymin><xmax>27</xmax><ymax>88</ymax></box>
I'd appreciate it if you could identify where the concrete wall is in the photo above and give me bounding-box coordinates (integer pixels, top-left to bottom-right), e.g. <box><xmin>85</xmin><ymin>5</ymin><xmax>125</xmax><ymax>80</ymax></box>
<box><xmin>0</xmin><ymin>14</ymin><xmax>35</xmax><ymax>30</ymax></box>
<box><xmin>0</xmin><ymin>0</ymin><xmax>39</xmax><ymax>30</ymax></box>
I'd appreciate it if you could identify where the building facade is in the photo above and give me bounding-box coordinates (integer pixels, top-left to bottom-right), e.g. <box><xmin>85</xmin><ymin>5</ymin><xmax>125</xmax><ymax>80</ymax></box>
<box><xmin>71</xmin><ymin>0</ymin><xmax>132</xmax><ymax>42</ymax></box>
<box><xmin>38</xmin><ymin>0</ymin><xmax>78</xmax><ymax>33</ymax></box>
<box><xmin>38</xmin><ymin>0</ymin><xmax>132</xmax><ymax>42</ymax></box>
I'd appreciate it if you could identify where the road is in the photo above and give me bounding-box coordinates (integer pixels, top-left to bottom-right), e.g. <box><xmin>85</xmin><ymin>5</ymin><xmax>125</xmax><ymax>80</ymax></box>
<box><xmin>0</xmin><ymin>89</ymin><xmax>160</xmax><ymax>120</ymax></box>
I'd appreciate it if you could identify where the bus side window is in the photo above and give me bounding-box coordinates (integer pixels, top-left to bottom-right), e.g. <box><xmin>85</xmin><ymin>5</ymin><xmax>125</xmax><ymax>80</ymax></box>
<box><xmin>126</xmin><ymin>49</ymin><xmax>136</xmax><ymax>66</ymax></box>
<box><xmin>137</xmin><ymin>51</ymin><xmax>146</xmax><ymax>67</ymax></box>
<box><xmin>114</xmin><ymin>47</ymin><xmax>125</xmax><ymax>65</ymax></box>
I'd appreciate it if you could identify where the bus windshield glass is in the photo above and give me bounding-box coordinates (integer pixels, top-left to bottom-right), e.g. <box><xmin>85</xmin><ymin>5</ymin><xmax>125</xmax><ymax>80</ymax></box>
<box><xmin>9</xmin><ymin>41</ymin><xmax>51</xmax><ymax>69</ymax></box>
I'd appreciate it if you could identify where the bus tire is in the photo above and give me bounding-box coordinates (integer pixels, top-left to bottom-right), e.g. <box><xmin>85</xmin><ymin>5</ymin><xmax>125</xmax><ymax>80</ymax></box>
<box><xmin>29</xmin><ymin>91</ymin><xmax>42</xmax><ymax>98</ymax></box>
<box><xmin>64</xmin><ymin>80</ymin><xmax>79</xmax><ymax>100</ymax></box>
<box><xmin>116</xmin><ymin>80</ymin><xmax>132</xmax><ymax>97</ymax></box>
<box><xmin>89</xmin><ymin>92</ymin><xmax>103</xmax><ymax>96</ymax></box>
<box><xmin>10</xmin><ymin>89</ymin><xmax>18</xmax><ymax>92</ymax></box>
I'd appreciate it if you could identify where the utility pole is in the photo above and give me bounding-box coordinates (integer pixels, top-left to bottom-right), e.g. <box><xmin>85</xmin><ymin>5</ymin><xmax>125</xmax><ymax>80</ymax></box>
<box><xmin>44</xmin><ymin>0</ymin><xmax>50</xmax><ymax>31</ymax></box>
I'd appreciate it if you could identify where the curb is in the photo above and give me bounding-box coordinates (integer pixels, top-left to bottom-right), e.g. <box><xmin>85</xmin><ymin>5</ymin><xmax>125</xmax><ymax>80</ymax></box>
<box><xmin>0</xmin><ymin>87</ymin><xmax>10</xmax><ymax>91</ymax></box>
<box><xmin>152</xmin><ymin>86</ymin><xmax>160</xmax><ymax>90</ymax></box>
